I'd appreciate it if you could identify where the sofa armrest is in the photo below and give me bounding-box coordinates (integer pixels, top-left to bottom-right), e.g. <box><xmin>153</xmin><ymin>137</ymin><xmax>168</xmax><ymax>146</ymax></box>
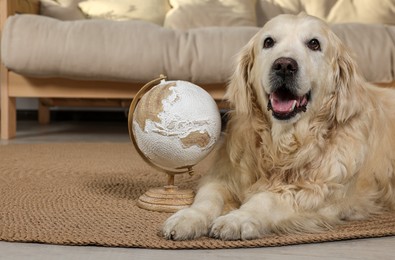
<box><xmin>1</xmin><ymin>0</ymin><xmax>40</xmax><ymax>29</ymax></box>
<box><xmin>1</xmin><ymin>0</ymin><xmax>40</xmax><ymax>64</ymax></box>
<box><xmin>3</xmin><ymin>0</ymin><xmax>40</xmax><ymax>16</ymax></box>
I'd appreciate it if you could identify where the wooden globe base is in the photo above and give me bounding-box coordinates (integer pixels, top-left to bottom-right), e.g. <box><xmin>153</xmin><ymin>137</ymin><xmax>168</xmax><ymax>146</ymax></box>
<box><xmin>137</xmin><ymin>185</ymin><xmax>194</xmax><ymax>213</ymax></box>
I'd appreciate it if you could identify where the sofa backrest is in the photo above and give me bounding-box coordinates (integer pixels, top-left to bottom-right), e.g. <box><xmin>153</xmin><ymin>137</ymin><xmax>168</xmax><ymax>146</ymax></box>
<box><xmin>40</xmin><ymin>0</ymin><xmax>395</xmax><ymax>28</ymax></box>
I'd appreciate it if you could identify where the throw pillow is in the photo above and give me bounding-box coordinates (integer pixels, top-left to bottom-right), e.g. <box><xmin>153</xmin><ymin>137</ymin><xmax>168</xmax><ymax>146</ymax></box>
<box><xmin>164</xmin><ymin>0</ymin><xmax>257</xmax><ymax>30</ymax></box>
<box><xmin>258</xmin><ymin>0</ymin><xmax>395</xmax><ymax>25</ymax></box>
<box><xmin>40</xmin><ymin>0</ymin><xmax>86</xmax><ymax>20</ymax></box>
<box><xmin>78</xmin><ymin>0</ymin><xmax>171</xmax><ymax>25</ymax></box>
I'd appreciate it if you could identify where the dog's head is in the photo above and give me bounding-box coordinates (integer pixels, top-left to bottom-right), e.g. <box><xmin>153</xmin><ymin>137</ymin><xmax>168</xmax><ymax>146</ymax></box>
<box><xmin>226</xmin><ymin>13</ymin><xmax>361</xmax><ymax>125</ymax></box>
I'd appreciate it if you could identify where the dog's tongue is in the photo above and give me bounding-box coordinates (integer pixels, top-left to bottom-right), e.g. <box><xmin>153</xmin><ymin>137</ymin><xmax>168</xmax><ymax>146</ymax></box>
<box><xmin>270</xmin><ymin>92</ymin><xmax>297</xmax><ymax>113</ymax></box>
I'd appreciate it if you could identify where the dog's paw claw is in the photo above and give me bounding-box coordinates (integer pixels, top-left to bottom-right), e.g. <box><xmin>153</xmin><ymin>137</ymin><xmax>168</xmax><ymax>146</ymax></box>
<box><xmin>162</xmin><ymin>208</ymin><xmax>209</xmax><ymax>240</ymax></box>
<box><xmin>209</xmin><ymin>211</ymin><xmax>262</xmax><ymax>240</ymax></box>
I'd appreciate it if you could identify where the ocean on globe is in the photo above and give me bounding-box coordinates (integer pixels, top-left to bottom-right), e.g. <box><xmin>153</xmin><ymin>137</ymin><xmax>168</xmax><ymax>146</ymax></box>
<box><xmin>132</xmin><ymin>80</ymin><xmax>221</xmax><ymax>170</ymax></box>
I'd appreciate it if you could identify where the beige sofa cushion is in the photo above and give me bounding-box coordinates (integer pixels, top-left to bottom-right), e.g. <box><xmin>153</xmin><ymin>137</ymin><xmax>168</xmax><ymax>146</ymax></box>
<box><xmin>78</xmin><ymin>0</ymin><xmax>171</xmax><ymax>25</ymax></box>
<box><xmin>2</xmin><ymin>15</ymin><xmax>394</xmax><ymax>84</ymax></box>
<box><xmin>165</xmin><ymin>0</ymin><xmax>257</xmax><ymax>30</ymax></box>
<box><xmin>332</xmin><ymin>23</ymin><xmax>395</xmax><ymax>83</ymax></box>
<box><xmin>257</xmin><ymin>0</ymin><xmax>395</xmax><ymax>26</ymax></box>
<box><xmin>40</xmin><ymin>0</ymin><xmax>86</xmax><ymax>20</ymax></box>
<box><xmin>2</xmin><ymin>14</ymin><xmax>258</xmax><ymax>84</ymax></box>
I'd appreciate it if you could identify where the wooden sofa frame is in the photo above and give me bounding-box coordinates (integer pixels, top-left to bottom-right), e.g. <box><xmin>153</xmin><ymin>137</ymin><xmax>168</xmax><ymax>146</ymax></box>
<box><xmin>0</xmin><ymin>0</ymin><xmax>227</xmax><ymax>139</ymax></box>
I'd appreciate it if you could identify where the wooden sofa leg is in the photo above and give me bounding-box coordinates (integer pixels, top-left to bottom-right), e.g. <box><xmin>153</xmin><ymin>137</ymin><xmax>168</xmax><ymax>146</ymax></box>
<box><xmin>1</xmin><ymin>96</ymin><xmax>17</xmax><ymax>140</ymax></box>
<box><xmin>38</xmin><ymin>101</ymin><xmax>50</xmax><ymax>125</ymax></box>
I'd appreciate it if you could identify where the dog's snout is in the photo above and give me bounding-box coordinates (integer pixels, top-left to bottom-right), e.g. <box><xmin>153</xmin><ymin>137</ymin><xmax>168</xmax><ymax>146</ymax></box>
<box><xmin>272</xmin><ymin>57</ymin><xmax>298</xmax><ymax>77</ymax></box>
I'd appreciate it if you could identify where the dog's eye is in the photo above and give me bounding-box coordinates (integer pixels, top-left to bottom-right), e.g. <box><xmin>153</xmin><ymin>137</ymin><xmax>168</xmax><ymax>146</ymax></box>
<box><xmin>307</xmin><ymin>39</ymin><xmax>321</xmax><ymax>51</ymax></box>
<box><xmin>263</xmin><ymin>37</ymin><xmax>275</xmax><ymax>49</ymax></box>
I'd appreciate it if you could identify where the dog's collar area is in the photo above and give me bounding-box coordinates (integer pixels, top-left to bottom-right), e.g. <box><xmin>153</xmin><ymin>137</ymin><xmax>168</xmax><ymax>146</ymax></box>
<box><xmin>267</xmin><ymin>88</ymin><xmax>310</xmax><ymax>120</ymax></box>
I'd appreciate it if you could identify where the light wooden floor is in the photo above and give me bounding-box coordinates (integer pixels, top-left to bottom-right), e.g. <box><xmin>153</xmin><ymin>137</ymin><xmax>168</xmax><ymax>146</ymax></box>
<box><xmin>1</xmin><ymin>120</ymin><xmax>394</xmax><ymax>260</ymax></box>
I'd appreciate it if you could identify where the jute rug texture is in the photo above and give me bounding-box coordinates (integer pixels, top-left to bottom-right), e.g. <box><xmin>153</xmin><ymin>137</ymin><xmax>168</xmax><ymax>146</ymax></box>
<box><xmin>0</xmin><ymin>143</ymin><xmax>394</xmax><ymax>249</ymax></box>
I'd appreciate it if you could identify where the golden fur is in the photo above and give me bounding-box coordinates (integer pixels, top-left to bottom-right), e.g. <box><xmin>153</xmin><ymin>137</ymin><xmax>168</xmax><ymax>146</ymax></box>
<box><xmin>163</xmin><ymin>14</ymin><xmax>395</xmax><ymax>240</ymax></box>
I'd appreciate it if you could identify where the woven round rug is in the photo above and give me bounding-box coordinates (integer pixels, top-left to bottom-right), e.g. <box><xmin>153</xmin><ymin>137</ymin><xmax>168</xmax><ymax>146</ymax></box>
<box><xmin>0</xmin><ymin>143</ymin><xmax>394</xmax><ymax>249</ymax></box>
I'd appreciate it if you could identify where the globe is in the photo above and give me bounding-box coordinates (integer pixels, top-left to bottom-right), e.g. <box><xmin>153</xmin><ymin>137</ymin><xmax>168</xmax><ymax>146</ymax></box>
<box><xmin>131</xmin><ymin>79</ymin><xmax>221</xmax><ymax>171</ymax></box>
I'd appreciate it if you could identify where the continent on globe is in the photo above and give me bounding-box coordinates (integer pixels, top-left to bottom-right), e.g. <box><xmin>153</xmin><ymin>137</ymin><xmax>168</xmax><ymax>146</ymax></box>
<box><xmin>132</xmin><ymin>80</ymin><xmax>221</xmax><ymax>170</ymax></box>
<box><xmin>134</xmin><ymin>82</ymin><xmax>175</xmax><ymax>131</ymax></box>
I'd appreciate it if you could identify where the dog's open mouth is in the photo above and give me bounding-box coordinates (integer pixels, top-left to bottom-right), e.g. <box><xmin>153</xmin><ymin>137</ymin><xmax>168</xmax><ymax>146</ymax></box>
<box><xmin>267</xmin><ymin>87</ymin><xmax>310</xmax><ymax>120</ymax></box>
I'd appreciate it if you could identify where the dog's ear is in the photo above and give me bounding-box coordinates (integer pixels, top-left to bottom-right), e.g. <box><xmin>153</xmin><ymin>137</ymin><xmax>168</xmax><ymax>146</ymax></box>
<box><xmin>225</xmin><ymin>35</ymin><xmax>258</xmax><ymax>115</ymax></box>
<box><xmin>331</xmin><ymin>32</ymin><xmax>364</xmax><ymax>123</ymax></box>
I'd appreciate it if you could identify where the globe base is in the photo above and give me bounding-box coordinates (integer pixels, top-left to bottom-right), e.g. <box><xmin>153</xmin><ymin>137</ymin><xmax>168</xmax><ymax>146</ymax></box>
<box><xmin>137</xmin><ymin>186</ymin><xmax>194</xmax><ymax>213</ymax></box>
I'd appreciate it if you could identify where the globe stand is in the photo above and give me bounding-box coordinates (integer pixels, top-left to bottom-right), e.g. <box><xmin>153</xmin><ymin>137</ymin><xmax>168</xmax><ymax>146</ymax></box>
<box><xmin>136</xmin><ymin>173</ymin><xmax>195</xmax><ymax>213</ymax></box>
<box><xmin>128</xmin><ymin>75</ymin><xmax>195</xmax><ymax>213</ymax></box>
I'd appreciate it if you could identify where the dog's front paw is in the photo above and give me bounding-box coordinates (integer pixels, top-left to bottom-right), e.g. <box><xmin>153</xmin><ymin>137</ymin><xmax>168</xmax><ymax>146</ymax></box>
<box><xmin>162</xmin><ymin>208</ymin><xmax>210</xmax><ymax>240</ymax></box>
<box><xmin>210</xmin><ymin>211</ymin><xmax>263</xmax><ymax>240</ymax></box>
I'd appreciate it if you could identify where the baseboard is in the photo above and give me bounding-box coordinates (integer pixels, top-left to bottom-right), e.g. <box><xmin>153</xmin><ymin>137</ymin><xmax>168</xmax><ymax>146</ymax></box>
<box><xmin>17</xmin><ymin>110</ymin><xmax>128</xmax><ymax>122</ymax></box>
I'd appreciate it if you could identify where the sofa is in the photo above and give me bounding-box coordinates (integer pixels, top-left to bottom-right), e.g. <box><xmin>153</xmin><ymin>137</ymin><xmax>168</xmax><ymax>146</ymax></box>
<box><xmin>1</xmin><ymin>0</ymin><xmax>395</xmax><ymax>139</ymax></box>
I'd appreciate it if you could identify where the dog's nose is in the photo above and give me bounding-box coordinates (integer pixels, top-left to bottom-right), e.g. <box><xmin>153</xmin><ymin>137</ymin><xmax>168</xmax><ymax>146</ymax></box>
<box><xmin>272</xmin><ymin>57</ymin><xmax>298</xmax><ymax>77</ymax></box>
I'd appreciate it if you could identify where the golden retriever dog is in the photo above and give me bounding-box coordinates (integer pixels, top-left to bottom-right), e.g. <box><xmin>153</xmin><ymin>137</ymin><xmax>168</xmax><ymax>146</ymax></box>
<box><xmin>162</xmin><ymin>13</ymin><xmax>395</xmax><ymax>241</ymax></box>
